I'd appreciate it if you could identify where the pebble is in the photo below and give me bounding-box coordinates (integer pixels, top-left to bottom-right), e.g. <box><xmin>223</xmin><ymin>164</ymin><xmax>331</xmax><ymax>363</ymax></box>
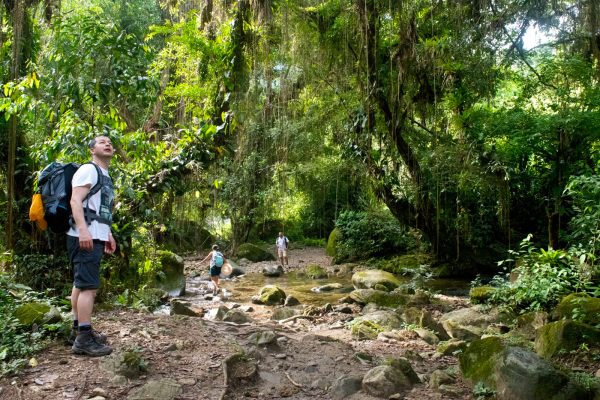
<box><xmin>179</xmin><ymin>378</ymin><xmax>196</xmax><ymax>385</ymax></box>
<box><xmin>274</xmin><ymin>353</ymin><xmax>287</xmax><ymax>359</ymax></box>
<box><xmin>90</xmin><ymin>387</ymin><xmax>107</xmax><ymax>397</ymax></box>
<box><xmin>164</xmin><ymin>343</ymin><xmax>178</xmax><ymax>352</ymax></box>
<box><xmin>276</xmin><ymin>337</ymin><xmax>288</xmax><ymax>345</ymax></box>
<box><xmin>110</xmin><ymin>375</ymin><xmax>127</xmax><ymax>386</ymax></box>
<box><xmin>87</xmin><ymin>397</ymin><xmax>106</xmax><ymax>400</ymax></box>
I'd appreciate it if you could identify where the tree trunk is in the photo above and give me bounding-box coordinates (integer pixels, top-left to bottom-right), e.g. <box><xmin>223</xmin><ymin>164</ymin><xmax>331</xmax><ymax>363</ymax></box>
<box><xmin>357</xmin><ymin>0</ymin><xmax>445</xmax><ymax>256</ymax></box>
<box><xmin>6</xmin><ymin>0</ymin><xmax>25</xmax><ymax>249</ymax></box>
<box><xmin>589</xmin><ymin>0</ymin><xmax>600</xmax><ymax>77</ymax></box>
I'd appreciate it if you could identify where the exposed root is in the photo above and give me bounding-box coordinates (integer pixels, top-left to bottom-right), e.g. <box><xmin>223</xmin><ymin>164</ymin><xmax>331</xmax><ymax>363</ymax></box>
<box><xmin>285</xmin><ymin>371</ymin><xmax>303</xmax><ymax>388</ymax></box>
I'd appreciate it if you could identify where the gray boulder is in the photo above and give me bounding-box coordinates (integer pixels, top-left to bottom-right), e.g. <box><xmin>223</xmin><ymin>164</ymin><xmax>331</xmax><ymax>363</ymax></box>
<box><xmin>362</xmin><ymin>360</ymin><xmax>416</xmax><ymax>398</ymax></box>
<box><xmin>331</xmin><ymin>375</ymin><xmax>363</xmax><ymax>399</ymax></box>
<box><xmin>440</xmin><ymin>306</ymin><xmax>507</xmax><ymax>341</ymax></box>
<box><xmin>460</xmin><ymin>337</ymin><xmax>585</xmax><ymax>400</ymax></box>
<box><xmin>262</xmin><ymin>265</ymin><xmax>284</xmax><ymax>277</ymax></box>
<box><xmin>352</xmin><ymin>270</ymin><xmax>403</xmax><ymax>291</ymax></box>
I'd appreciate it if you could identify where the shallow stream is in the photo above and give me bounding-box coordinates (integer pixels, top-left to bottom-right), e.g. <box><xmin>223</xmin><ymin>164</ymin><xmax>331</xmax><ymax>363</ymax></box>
<box><xmin>185</xmin><ymin>271</ymin><xmax>471</xmax><ymax>307</ymax></box>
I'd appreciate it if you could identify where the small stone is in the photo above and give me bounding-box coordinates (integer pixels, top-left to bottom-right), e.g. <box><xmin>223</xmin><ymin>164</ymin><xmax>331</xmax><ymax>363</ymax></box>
<box><xmin>178</xmin><ymin>378</ymin><xmax>196</xmax><ymax>385</ymax></box>
<box><xmin>87</xmin><ymin>397</ymin><xmax>106</xmax><ymax>400</ymax></box>
<box><xmin>330</xmin><ymin>321</ymin><xmax>345</xmax><ymax>329</ymax></box>
<box><xmin>389</xmin><ymin>394</ymin><xmax>402</xmax><ymax>399</ymax></box>
<box><xmin>34</xmin><ymin>378</ymin><xmax>44</xmax><ymax>385</ymax></box>
<box><xmin>437</xmin><ymin>384</ymin><xmax>460</xmax><ymax>397</ymax></box>
<box><xmin>335</xmin><ymin>356</ymin><xmax>344</xmax><ymax>362</ymax></box>
<box><xmin>90</xmin><ymin>387</ymin><xmax>107</xmax><ymax>397</ymax></box>
<box><xmin>274</xmin><ymin>353</ymin><xmax>287</xmax><ymax>359</ymax></box>
<box><xmin>164</xmin><ymin>343</ymin><xmax>177</xmax><ymax>352</ymax></box>
<box><xmin>110</xmin><ymin>375</ymin><xmax>127</xmax><ymax>385</ymax></box>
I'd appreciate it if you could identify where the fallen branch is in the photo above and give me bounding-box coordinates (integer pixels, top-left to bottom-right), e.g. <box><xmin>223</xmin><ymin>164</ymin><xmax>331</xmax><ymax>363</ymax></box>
<box><xmin>278</xmin><ymin>315</ymin><xmax>316</xmax><ymax>324</ymax></box>
<box><xmin>285</xmin><ymin>372</ymin><xmax>303</xmax><ymax>388</ymax></box>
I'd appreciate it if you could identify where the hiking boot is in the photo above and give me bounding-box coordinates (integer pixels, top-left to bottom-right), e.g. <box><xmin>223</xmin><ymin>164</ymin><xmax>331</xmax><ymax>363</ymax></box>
<box><xmin>67</xmin><ymin>327</ymin><xmax>108</xmax><ymax>345</ymax></box>
<box><xmin>72</xmin><ymin>331</ymin><xmax>113</xmax><ymax>357</ymax></box>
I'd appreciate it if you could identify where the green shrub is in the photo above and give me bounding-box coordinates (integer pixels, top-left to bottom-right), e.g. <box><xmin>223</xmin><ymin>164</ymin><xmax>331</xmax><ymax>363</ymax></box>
<box><xmin>303</xmin><ymin>237</ymin><xmax>325</xmax><ymax>247</ymax></box>
<box><xmin>564</xmin><ymin>175</ymin><xmax>600</xmax><ymax>266</ymax></box>
<box><xmin>488</xmin><ymin>235</ymin><xmax>592</xmax><ymax>312</ymax></box>
<box><xmin>12</xmin><ymin>253</ymin><xmax>71</xmax><ymax>295</ymax></box>
<box><xmin>0</xmin><ymin>273</ymin><xmax>68</xmax><ymax>376</ymax></box>
<box><xmin>333</xmin><ymin>210</ymin><xmax>409</xmax><ymax>262</ymax></box>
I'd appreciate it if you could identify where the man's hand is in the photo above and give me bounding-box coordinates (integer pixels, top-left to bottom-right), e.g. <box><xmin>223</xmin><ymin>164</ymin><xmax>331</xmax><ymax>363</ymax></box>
<box><xmin>105</xmin><ymin>233</ymin><xmax>116</xmax><ymax>254</ymax></box>
<box><xmin>79</xmin><ymin>228</ymin><xmax>93</xmax><ymax>251</ymax></box>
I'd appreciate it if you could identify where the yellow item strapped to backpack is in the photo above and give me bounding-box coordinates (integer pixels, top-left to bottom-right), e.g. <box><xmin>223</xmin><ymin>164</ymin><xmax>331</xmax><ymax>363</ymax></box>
<box><xmin>29</xmin><ymin>193</ymin><xmax>48</xmax><ymax>231</ymax></box>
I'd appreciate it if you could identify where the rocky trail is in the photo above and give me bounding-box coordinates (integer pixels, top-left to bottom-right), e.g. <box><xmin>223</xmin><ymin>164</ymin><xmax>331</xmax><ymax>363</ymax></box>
<box><xmin>0</xmin><ymin>248</ymin><xmax>473</xmax><ymax>400</ymax></box>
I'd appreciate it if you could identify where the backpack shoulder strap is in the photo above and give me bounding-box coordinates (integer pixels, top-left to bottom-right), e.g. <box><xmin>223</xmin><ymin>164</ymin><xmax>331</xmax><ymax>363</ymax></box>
<box><xmin>84</xmin><ymin>162</ymin><xmax>104</xmax><ymax>196</ymax></box>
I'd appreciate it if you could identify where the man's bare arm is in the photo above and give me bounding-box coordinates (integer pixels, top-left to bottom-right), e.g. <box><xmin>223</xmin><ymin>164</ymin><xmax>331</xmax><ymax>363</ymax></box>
<box><xmin>70</xmin><ymin>184</ymin><xmax>92</xmax><ymax>250</ymax></box>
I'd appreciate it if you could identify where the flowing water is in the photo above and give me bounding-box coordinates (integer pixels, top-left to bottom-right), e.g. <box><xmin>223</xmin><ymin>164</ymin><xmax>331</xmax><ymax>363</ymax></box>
<box><xmin>217</xmin><ymin>272</ymin><xmax>470</xmax><ymax>305</ymax></box>
<box><xmin>157</xmin><ymin>260</ymin><xmax>471</xmax><ymax>316</ymax></box>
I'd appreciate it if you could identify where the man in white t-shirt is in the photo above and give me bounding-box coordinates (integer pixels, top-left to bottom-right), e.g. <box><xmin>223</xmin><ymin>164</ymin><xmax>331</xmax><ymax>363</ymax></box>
<box><xmin>66</xmin><ymin>135</ymin><xmax>116</xmax><ymax>357</ymax></box>
<box><xmin>276</xmin><ymin>231</ymin><xmax>289</xmax><ymax>268</ymax></box>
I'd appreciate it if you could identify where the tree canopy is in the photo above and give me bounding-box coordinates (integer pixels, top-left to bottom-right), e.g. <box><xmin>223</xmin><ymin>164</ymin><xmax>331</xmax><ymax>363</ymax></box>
<box><xmin>0</xmin><ymin>0</ymin><xmax>598</xmax><ymax>272</ymax></box>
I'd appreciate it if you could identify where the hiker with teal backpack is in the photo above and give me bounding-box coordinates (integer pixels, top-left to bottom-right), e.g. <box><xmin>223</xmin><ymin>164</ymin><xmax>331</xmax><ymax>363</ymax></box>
<box><xmin>67</xmin><ymin>135</ymin><xmax>116</xmax><ymax>357</ymax></box>
<box><xmin>201</xmin><ymin>244</ymin><xmax>226</xmax><ymax>295</ymax></box>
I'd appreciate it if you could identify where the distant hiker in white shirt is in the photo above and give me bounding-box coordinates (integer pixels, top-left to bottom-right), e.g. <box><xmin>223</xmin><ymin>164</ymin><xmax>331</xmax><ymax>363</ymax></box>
<box><xmin>276</xmin><ymin>232</ymin><xmax>289</xmax><ymax>268</ymax></box>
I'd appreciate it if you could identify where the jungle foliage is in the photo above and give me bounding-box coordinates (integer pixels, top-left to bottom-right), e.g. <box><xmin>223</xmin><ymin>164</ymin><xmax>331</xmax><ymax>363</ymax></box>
<box><xmin>0</xmin><ymin>0</ymin><xmax>597</xmax><ymax>309</ymax></box>
<box><xmin>0</xmin><ymin>0</ymin><xmax>598</xmax><ymax>377</ymax></box>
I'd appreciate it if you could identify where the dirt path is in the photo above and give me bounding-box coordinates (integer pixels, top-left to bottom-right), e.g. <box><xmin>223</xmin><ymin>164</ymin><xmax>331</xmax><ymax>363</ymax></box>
<box><xmin>0</xmin><ymin>247</ymin><xmax>471</xmax><ymax>400</ymax></box>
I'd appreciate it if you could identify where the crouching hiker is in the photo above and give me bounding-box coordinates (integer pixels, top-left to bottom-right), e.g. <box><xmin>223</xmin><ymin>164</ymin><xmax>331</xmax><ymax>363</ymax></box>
<box><xmin>67</xmin><ymin>135</ymin><xmax>116</xmax><ymax>357</ymax></box>
<box><xmin>201</xmin><ymin>244</ymin><xmax>226</xmax><ymax>295</ymax></box>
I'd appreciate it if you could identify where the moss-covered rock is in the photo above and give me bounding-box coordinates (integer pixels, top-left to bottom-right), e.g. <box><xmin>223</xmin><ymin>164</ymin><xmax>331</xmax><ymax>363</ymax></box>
<box><xmin>402</xmin><ymin>307</ymin><xmax>450</xmax><ymax>340</ymax></box>
<box><xmin>469</xmin><ymin>286</ymin><xmax>495</xmax><ymax>305</ymax></box>
<box><xmin>436</xmin><ymin>339</ymin><xmax>467</xmax><ymax>356</ymax></box>
<box><xmin>362</xmin><ymin>364</ymin><xmax>414</xmax><ymax>397</ymax></box>
<box><xmin>271</xmin><ymin>307</ymin><xmax>299</xmax><ymax>321</ymax></box>
<box><xmin>461</xmin><ymin>337</ymin><xmax>586</xmax><ymax>399</ymax></box>
<box><xmin>459</xmin><ymin>337</ymin><xmax>504</xmax><ymax>387</ymax></box>
<box><xmin>351</xmin><ymin>320</ymin><xmax>385</xmax><ymax>340</ymax></box>
<box><xmin>351</xmin><ymin>310</ymin><xmax>404</xmax><ymax>339</ymax></box>
<box><xmin>352</xmin><ymin>270</ymin><xmax>403</xmax><ymax>292</ymax></box>
<box><xmin>514</xmin><ymin>311</ymin><xmax>549</xmax><ymax>340</ymax></box>
<box><xmin>236</xmin><ymin>243</ymin><xmax>276</xmax><ymax>262</ymax></box>
<box><xmin>258</xmin><ymin>285</ymin><xmax>286</xmax><ymax>306</ymax></box>
<box><xmin>349</xmin><ymin>289</ymin><xmax>409</xmax><ymax>308</ymax></box>
<box><xmin>554</xmin><ymin>293</ymin><xmax>600</xmax><ymax>326</ymax></box>
<box><xmin>535</xmin><ymin>320</ymin><xmax>600</xmax><ymax>359</ymax></box>
<box><xmin>153</xmin><ymin>250</ymin><xmax>185</xmax><ymax>296</ymax></box>
<box><xmin>326</xmin><ymin>228</ymin><xmax>341</xmax><ymax>258</ymax></box>
<box><xmin>305</xmin><ymin>264</ymin><xmax>328</xmax><ymax>279</ymax></box>
<box><xmin>440</xmin><ymin>306</ymin><xmax>509</xmax><ymax>341</ymax></box>
<box><xmin>14</xmin><ymin>302</ymin><xmax>52</xmax><ymax>326</ymax></box>
<box><xmin>381</xmin><ymin>358</ymin><xmax>420</xmax><ymax>384</ymax></box>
